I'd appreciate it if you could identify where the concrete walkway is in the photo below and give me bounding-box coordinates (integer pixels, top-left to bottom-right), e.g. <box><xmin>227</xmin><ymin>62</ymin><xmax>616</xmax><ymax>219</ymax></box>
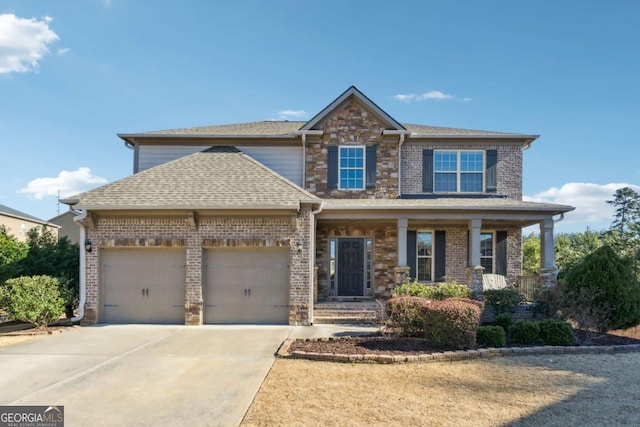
<box><xmin>0</xmin><ymin>324</ymin><xmax>377</xmax><ymax>426</ymax></box>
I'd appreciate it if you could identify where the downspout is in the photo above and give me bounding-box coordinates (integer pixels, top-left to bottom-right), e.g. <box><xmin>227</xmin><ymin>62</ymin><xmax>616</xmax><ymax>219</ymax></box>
<box><xmin>71</xmin><ymin>209</ymin><xmax>87</xmax><ymax>323</ymax></box>
<box><xmin>554</xmin><ymin>213</ymin><xmax>565</xmax><ymax>223</ymax></box>
<box><xmin>301</xmin><ymin>133</ymin><xmax>306</xmax><ymax>188</ymax></box>
<box><xmin>397</xmin><ymin>133</ymin><xmax>406</xmax><ymax>196</ymax></box>
<box><xmin>309</xmin><ymin>201</ymin><xmax>324</xmax><ymax>325</ymax></box>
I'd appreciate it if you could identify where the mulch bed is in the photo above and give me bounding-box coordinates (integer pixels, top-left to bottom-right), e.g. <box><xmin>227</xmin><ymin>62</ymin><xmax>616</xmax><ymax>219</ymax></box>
<box><xmin>289</xmin><ymin>332</ymin><xmax>640</xmax><ymax>356</ymax></box>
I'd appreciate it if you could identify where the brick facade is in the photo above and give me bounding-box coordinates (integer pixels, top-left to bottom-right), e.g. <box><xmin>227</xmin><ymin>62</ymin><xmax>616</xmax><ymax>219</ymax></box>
<box><xmin>305</xmin><ymin>98</ymin><xmax>399</xmax><ymax>198</ymax></box>
<box><xmin>82</xmin><ymin>210</ymin><xmax>312</xmax><ymax>325</ymax></box>
<box><xmin>401</xmin><ymin>142</ymin><xmax>523</xmax><ymax>199</ymax></box>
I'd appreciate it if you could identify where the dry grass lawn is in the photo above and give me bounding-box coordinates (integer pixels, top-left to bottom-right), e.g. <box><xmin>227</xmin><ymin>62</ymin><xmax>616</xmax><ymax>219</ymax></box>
<box><xmin>242</xmin><ymin>353</ymin><xmax>640</xmax><ymax>426</ymax></box>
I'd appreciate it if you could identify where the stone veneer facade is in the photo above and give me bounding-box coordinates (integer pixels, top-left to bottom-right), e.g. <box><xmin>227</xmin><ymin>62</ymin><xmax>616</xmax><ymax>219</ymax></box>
<box><xmin>82</xmin><ymin>209</ymin><xmax>312</xmax><ymax>326</ymax></box>
<box><xmin>305</xmin><ymin>98</ymin><xmax>399</xmax><ymax>198</ymax></box>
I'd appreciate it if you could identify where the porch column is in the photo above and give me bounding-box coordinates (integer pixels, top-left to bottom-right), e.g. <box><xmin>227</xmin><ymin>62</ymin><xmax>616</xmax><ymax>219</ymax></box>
<box><xmin>397</xmin><ymin>218</ymin><xmax>408</xmax><ymax>266</ymax></box>
<box><xmin>539</xmin><ymin>218</ymin><xmax>558</xmax><ymax>287</ymax></box>
<box><xmin>467</xmin><ymin>218</ymin><xmax>484</xmax><ymax>298</ymax></box>
<box><xmin>394</xmin><ymin>218</ymin><xmax>410</xmax><ymax>287</ymax></box>
<box><xmin>468</xmin><ymin>218</ymin><xmax>482</xmax><ymax>268</ymax></box>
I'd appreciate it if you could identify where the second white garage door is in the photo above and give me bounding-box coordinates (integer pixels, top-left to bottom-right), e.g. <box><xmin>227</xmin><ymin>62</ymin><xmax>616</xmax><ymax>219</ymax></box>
<box><xmin>204</xmin><ymin>248</ymin><xmax>290</xmax><ymax>324</ymax></box>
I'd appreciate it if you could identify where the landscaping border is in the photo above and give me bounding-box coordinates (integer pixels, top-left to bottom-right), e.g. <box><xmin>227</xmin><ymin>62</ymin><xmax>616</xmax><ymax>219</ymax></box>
<box><xmin>277</xmin><ymin>337</ymin><xmax>640</xmax><ymax>364</ymax></box>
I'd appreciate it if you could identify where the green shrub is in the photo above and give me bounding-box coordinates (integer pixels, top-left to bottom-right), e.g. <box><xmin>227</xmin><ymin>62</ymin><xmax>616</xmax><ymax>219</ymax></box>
<box><xmin>483</xmin><ymin>288</ymin><xmax>524</xmax><ymax>315</ymax></box>
<box><xmin>386</xmin><ymin>296</ymin><xmax>429</xmax><ymax>336</ymax></box>
<box><xmin>561</xmin><ymin>245</ymin><xmax>640</xmax><ymax>333</ymax></box>
<box><xmin>493</xmin><ymin>313</ymin><xmax>513</xmax><ymax>331</ymax></box>
<box><xmin>477</xmin><ymin>326</ymin><xmax>506</xmax><ymax>347</ymax></box>
<box><xmin>422</xmin><ymin>299</ymin><xmax>482</xmax><ymax>350</ymax></box>
<box><xmin>394</xmin><ymin>280</ymin><xmax>471</xmax><ymax>300</ymax></box>
<box><xmin>538</xmin><ymin>319</ymin><xmax>574</xmax><ymax>346</ymax></box>
<box><xmin>0</xmin><ymin>275</ymin><xmax>64</xmax><ymax>327</ymax></box>
<box><xmin>509</xmin><ymin>320</ymin><xmax>542</xmax><ymax>345</ymax></box>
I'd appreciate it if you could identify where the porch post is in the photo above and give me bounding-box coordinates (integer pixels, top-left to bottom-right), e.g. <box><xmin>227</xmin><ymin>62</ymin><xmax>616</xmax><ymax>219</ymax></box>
<box><xmin>539</xmin><ymin>218</ymin><xmax>557</xmax><ymax>287</ymax></box>
<box><xmin>467</xmin><ymin>218</ymin><xmax>484</xmax><ymax>298</ymax></box>
<box><xmin>397</xmin><ymin>218</ymin><xmax>408</xmax><ymax>267</ymax></box>
<box><xmin>394</xmin><ymin>218</ymin><xmax>410</xmax><ymax>288</ymax></box>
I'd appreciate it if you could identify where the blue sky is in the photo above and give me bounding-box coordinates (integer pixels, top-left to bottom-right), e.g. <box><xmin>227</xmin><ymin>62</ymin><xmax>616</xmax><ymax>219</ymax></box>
<box><xmin>0</xmin><ymin>0</ymin><xmax>638</xmax><ymax>232</ymax></box>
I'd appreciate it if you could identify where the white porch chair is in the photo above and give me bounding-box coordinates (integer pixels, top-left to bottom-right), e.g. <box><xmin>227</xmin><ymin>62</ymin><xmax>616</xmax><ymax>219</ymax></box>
<box><xmin>482</xmin><ymin>273</ymin><xmax>508</xmax><ymax>290</ymax></box>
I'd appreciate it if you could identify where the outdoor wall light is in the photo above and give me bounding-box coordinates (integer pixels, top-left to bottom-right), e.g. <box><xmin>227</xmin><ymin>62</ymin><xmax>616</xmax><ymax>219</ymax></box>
<box><xmin>296</xmin><ymin>241</ymin><xmax>303</xmax><ymax>254</ymax></box>
<box><xmin>84</xmin><ymin>239</ymin><xmax>93</xmax><ymax>253</ymax></box>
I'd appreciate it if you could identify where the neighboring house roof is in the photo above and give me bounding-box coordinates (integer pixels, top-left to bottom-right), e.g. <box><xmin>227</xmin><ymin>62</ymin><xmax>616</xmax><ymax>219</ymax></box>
<box><xmin>0</xmin><ymin>203</ymin><xmax>56</xmax><ymax>226</ymax></box>
<box><xmin>322</xmin><ymin>198</ymin><xmax>573</xmax><ymax>214</ymax></box>
<box><xmin>62</xmin><ymin>146</ymin><xmax>319</xmax><ymax>211</ymax></box>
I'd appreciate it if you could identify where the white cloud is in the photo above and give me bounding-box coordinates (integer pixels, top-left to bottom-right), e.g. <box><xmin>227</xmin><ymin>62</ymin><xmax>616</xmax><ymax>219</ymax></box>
<box><xmin>0</xmin><ymin>14</ymin><xmax>60</xmax><ymax>74</ymax></box>
<box><xmin>392</xmin><ymin>94</ymin><xmax>415</xmax><ymax>103</ymax></box>
<box><xmin>524</xmin><ymin>182</ymin><xmax>640</xmax><ymax>228</ymax></box>
<box><xmin>392</xmin><ymin>90</ymin><xmax>465</xmax><ymax>103</ymax></box>
<box><xmin>416</xmin><ymin>91</ymin><xmax>454</xmax><ymax>101</ymax></box>
<box><xmin>20</xmin><ymin>168</ymin><xmax>108</xmax><ymax>200</ymax></box>
<box><xmin>277</xmin><ymin>109</ymin><xmax>307</xmax><ymax>120</ymax></box>
<box><xmin>57</xmin><ymin>47</ymin><xmax>70</xmax><ymax>55</ymax></box>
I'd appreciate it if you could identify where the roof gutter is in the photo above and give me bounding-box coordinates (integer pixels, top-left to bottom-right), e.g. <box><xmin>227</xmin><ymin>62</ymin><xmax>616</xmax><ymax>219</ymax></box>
<box><xmin>71</xmin><ymin>209</ymin><xmax>87</xmax><ymax>324</ymax></box>
<box><xmin>292</xmin><ymin>130</ymin><xmax>323</xmax><ymax>190</ymax></box>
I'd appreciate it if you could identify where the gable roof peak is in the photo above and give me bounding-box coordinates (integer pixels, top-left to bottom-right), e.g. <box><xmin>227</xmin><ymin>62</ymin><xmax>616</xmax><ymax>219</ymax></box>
<box><xmin>301</xmin><ymin>86</ymin><xmax>405</xmax><ymax>131</ymax></box>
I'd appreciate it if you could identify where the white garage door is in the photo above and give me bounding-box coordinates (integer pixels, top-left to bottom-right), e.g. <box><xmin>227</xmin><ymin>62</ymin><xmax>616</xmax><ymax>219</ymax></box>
<box><xmin>204</xmin><ymin>248</ymin><xmax>290</xmax><ymax>324</ymax></box>
<box><xmin>101</xmin><ymin>249</ymin><xmax>186</xmax><ymax>324</ymax></box>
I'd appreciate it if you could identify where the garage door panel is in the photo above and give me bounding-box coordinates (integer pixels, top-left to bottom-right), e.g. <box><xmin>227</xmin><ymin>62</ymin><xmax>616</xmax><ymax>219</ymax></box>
<box><xmin>204</xmin><ymin>248</ymin><xmax>290</xmax><ymax>324</ymax></box>
<box><xmin>102</xmin><ymin>249</ymin><xmax>186</xmax><ymax>324</ymax></box>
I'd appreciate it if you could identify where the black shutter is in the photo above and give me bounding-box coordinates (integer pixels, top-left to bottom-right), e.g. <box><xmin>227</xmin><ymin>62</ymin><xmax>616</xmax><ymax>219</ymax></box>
<box><xmin>422</xmin><ymin>149</ymin><xmax>434</xmax><ymax>192</ymax></box>
<box><xmin>365</xmin><ymin>145</ymin><xmax>377</xmax><ymax>189</ymax></box>
<box><xmin>496</xmin><ymin>231</ymin><xmax>508</xmax><ymax>276</ymax></box>
<box><xmin>486</xmin><ymin>149</ymin><xmax>497</xmax><ymax>193</ymax></box>
<box><xmin>434</xmin><ymin>230</ymin><xmax>446</xmax><ymax>282</ymax></box>
<box><xmin>407</xmin><ymin>230</ymin><xmax>417</xmax><ymax>280</ymax></box>
<box><xmin>327</xmin><ymin>146</ymin><xmax>338</xmax><ymax>189</ymax></box>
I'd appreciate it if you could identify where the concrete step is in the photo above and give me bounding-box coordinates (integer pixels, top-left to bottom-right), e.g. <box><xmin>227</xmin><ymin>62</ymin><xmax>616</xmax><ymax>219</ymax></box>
<box><xmin>313</xmin><ymin>315</ymin><xmax>378</xmax><ymax>325</ymax></box>
<box><xmin>314</xmin><ymin>310</ymin><xmax>377</xmax><ymax>318</ymax></box>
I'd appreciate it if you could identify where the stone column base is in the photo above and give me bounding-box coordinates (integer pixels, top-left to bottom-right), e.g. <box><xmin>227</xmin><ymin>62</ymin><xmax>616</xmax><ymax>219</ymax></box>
<box><xmin>538</xmin><ymin>267</ymin><xmax>558</xmax><ymax>288</ymax></box>
<box><xmin>80</xmin><ymin>307</ymin><xmax>98</xmax><ymax>325</ymax></box>
<box><xmin>466</xmin><ymin>266</ymin><xmax>485</xmax><ymax>299</ymax></box>
<box><xmin>185</xmin><ymin>301</ymin><xmax>203</xmax><ymax>325</ymax></box>
<box><xmin>289</xmin><ymin>304</ymin><xmax>311</xmax><ymax>326</ymax></box>
<box><xmin>393</xmin><ymin>266</ymin><xmax>411</xmax><ymax>287</ymax></box>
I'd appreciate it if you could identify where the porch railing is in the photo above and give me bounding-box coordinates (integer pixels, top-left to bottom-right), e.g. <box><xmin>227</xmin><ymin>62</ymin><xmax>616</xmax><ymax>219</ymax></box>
<box><xmin>515</xmin><ymin>275</ymin><xmax>541</xmax><ymax>302</ymax></box>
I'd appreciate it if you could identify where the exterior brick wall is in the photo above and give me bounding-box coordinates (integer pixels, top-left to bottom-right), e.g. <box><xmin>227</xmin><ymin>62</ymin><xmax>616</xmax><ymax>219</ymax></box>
<box><xmin>305</xmin><ymin>99</ymin><xmax>399</xmax><ymax>199</ymax></box>
<box><xmin>401</xmin><ymin>142</ymin><xmax>523</xmax><ymax>199</ymax></box>
<box><xmin>83</xmin><ymin>210</ymin><xmax>312</xmax><ymax>325</ymax></box>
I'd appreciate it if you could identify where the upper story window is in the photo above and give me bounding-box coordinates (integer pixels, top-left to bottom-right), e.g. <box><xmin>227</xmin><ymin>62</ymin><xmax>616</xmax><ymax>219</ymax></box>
<box><xmin>434</xmin><ymin>150</ymin><xmax>484</xmax><ymax>192</ymax></box>
<box><xmin>339</xmin><ymin>146</ymin><xmax>365</xmax><ymax>190</ymax></box>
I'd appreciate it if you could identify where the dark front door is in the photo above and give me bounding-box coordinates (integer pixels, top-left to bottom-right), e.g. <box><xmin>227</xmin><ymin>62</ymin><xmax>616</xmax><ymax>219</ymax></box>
<box><xmin>337</xmin><ymin>238</ymin><xmax>364</xmax><ymax>296</ymax></box>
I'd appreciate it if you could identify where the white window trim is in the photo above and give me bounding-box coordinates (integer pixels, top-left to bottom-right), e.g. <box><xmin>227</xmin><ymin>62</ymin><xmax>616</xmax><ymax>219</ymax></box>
<box><xmin>338</xmin><ymin>145</ymin><xmax>366</xmax><ymax>191</ymax></box>
<box><xmin>416</xmin><ymin>230</ymin><xmax>435</xmax><ymax>282</ymax></box>
<box><xmin>434</xmin><ymin>150</ymin><xmax>485</xmax><ymax>193</ymax></box>
<box><xmin>480</xmin><ymin>230</ymin><xmax>495</xmax><ymax>274</ymax></box>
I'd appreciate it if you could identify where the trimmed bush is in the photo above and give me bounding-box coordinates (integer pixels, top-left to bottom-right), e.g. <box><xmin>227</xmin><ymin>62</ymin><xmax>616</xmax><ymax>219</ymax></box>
<box><xmin>393</xmin><ymin>281</ymin><xmax>471</xmax><ymax>300</ymax></box>
<box><xmin>493</xmin><ymin>313</ymin><xmax>513</xmax><ymax>331</ymax></box>
<box><xmin>386</xmin><ymin>296</ymin><xmax>429</xmax><ymax>337</ymax></box>
<box><xmin>561</xmin><ymin>245</ymin><xmax>640</xmax><ymax>333</ymax></box>
<box><xmin>539</xmin><ymin>319</ymin><xmax>574</xmax><ymax>346</ymax></box>
<box><xmin>0</xmin><ymin>275</ymin><xmax>64</xmax><ymax>327</ymax></box>
<box><xmin>477</xmin><ymin>326</ymin><xmax>506</xmax><ymax>348</ymax></box>
<box><xmin>422</xmin><ymin>299</ymin><xmax>482</xmax><ymax>349</ymax></box>
<box><xmin>483</xmin><ymin>288</ymin><xmax>524</xmax><ymax>315</ymax></box>
<box><xmin>509</xmin><ymin>320</ymin><xmax>542</xmax><ymax>345</ymax></box>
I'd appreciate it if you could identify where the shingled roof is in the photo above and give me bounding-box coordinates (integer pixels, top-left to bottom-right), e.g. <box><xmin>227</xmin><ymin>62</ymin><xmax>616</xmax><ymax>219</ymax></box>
<box><xmin>120</xmin><ymin>121</ymin><xmax>529</xmax><ymax>139</ymax></box>
<box><xmin>63</xmin><ymin>147</ymin><xmax>319</xmax><ymax>211</ymax></box>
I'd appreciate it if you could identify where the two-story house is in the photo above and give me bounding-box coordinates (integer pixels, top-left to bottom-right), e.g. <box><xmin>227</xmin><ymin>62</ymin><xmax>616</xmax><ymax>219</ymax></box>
<box><xmin>62</xmin><ymin>86</ymin><xmax>573</xmax><ymax>325</ymax></box>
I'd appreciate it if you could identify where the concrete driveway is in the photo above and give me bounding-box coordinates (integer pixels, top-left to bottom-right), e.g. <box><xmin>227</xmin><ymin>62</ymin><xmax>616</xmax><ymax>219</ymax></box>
<box><xmin>0</xmin><ymin>324</ymin><xmax>377</xmax><ymax>426</ymax></box>
<box><xmin>0</xmin><ymin>325</ymin><xmax>295</xmax><ymax>427</ymax></box>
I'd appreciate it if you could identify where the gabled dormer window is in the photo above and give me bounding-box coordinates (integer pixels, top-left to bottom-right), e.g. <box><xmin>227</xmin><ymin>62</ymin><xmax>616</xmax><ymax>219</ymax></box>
<box><xmin>327</xmin><ymin>145</ymin><xmax>377</xmax><ymax>190</ymax></box>
<box><xmin>339</xmin><ymin>146</ymin><xmax>365</xmax><ymax>190</ymax></box>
